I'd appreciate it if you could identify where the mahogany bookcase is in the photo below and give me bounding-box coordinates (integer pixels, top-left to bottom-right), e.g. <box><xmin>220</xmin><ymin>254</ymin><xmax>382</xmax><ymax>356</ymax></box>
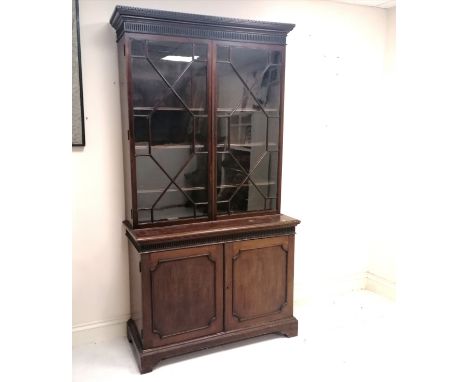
<box><xmin>110</xmin><ymin>6</ymin><xmax>299</xmax><ymax>373</ymax></box>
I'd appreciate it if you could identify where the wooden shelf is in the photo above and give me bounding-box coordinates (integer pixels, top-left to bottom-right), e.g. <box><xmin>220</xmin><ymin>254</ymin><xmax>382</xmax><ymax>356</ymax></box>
<box><xmin>135</xmin><ymin>144</ymin><xmax>206</xmax><ymax>150</ymax></box>
<box><xmin>217</xmin><ymin>108</ymin><xmax>279</xmax><ymax>113</ymax></box>
<box><xmin>134</xmin><ymin>106</ymin><xmax>206</xmax><ymax>113</ymax></box>
<box><xmin>138</xmin><ymin>186</ymin><xmax>207</xmax><ymax>193</ymax></box>
<box><xmin>132</xmin><ymin>106</ymin><xmax>279</xmax><ymax>114</ymax></box>
<box><xmin>217</xmin><ymin>182</ymin><xmax>275</xmax><ymax>189</ymax></box>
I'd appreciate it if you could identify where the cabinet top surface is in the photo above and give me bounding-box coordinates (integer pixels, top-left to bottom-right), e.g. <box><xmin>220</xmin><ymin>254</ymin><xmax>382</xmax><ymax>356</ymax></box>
<box><xmin>110</xmin><ymin>5</ymin><xmax>295</xmax><ymax>43</ymax></box>
<box><xmin>126</xmin><ymin>214</ymin><xmax>300</xmax><ymax>246</ymax></box>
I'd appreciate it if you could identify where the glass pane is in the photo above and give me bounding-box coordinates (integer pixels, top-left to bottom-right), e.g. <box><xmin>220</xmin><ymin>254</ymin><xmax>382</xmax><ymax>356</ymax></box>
<box><xmin>252</xmin><ymin>65</ymin><xmax>281</xmax><ymax>116</ymax></box>
<box><xmin>170</xmin><ymin>62</ymin><xmax>207</xmax><ymax>113</ymax></box>
<box><xmin>217</xmin><ymin>117</ymin><xmax>229</xmax><ymax>151</ymax></box>
<box><xmin>131</xmin><ymin>38</ymin><xmax>145</xmax><ymax>56</ymax></box>
<box><xmin>216</xmin><ymin>201</ymin><xmax>229</xmax><ymax>215</ymax></box>
<box><xmin>134</xmin><ymin>116</ymin><xmax>149</xmax><ymax>143</ymax></box>
<box><xmin>234</xmin><ymin>111</ymin><xmax>266</xmax><ymax>149</ymax></box>
<box><xmin>138</xmin><ymin>210</ymin><xmax>151</xmax><ymax>223</ymax></box>
<box><xmin>217</xmin><ymin>152</ymin><xmax>246</xmax><ymax>196</ymax></box>
<box><xmin>229</xmin><ymin>148</ymin><xmax>253</xmax><ymax>174</ymax></box>
<box><xmin>194</xmin><ymin>44</ymin><xmax>208</xmax><ymax>61</ymax></box>
<box><xmin>149</xmin><ymin>109</ymin><xmax>192</xmax><ymax>146</ymax></box>
<box><xmin>194</xmin><ymin>117</ymin><xmax>208</xmax><ymax>152</ymax></box>
<box><xmin>177</xmin><ymin>154</ymin><xmax>208</xmax><ymax>195</ymax></box>
<box><xmin>215</xmin><ymin>44</ymin><xmax>282</xmax><ymax>215</ymax></box>
<box><xmin>267</xmin><ymin>117</ymin><xmax>279</xmax><ymax>151</ymax></box>
<box><xmin>266</xmin><ymin>198</ymin><xmax>277</xmax><ymax>210</ymax></box>
<box><xmin>230</xmin><ymin>181</ymin><xmax>265</xmax><ymax>213</ymax></box>
<box><xmin>217</xmin><ymin>46</ymin><xmax>229</xmax><ymax>61</ymax></box>
<box><xmin>230</xmin><ymin>46</ymin><xmax>268</xmax><ymax>89</ymax></box>
<box><xmin>132</xmin><ymin>40</ymin><xmax>207</xmax><ymax>113</ymax></box>
<box><xmin>147</xmin><ymin>41</ymin><xmax>193</xmax><ymax>85</ymax></box>
<box><xmin>216</xmin><ymin>62</ymin><xmax>244</xmax><ymax>113</ymax></box>
<box><xmin>133</xmin><ymin>116</ymin><xmax>150</xmax><ymax>155</ymax></box>
<box><xmin>131</xmin><ymin>57</ymin><xmax>168</xmax><ymax>108</ymax></box>
<box><xmin>217</xmin><ymin>112</ymin><xmax>268</xmax><ymax>152</ymax></box>
<box><xmin>137</xmin><ymin>189</ymin><xmax>157</xmax><ymax>210</ymax></box>
<box><xmin>135</xmin><ymin>155</ymin><xmax>169</xmax><ymax>192</ymax></box>
<box><xmin>250</xmin><ymin>152</ymin><xmax>278</xmax><ymax>198</ymax></box>
<box><xmin>270</xmin><ymin>50</ymin><xmax>282</xmax><ymax>64</ymax></box>
<box><xmin>153</xmin><ymin>190</ymin><xmax>194</xmax><ymax>221</ymax></box>
<box><xmin>151</xmin><ymin>146</ymin><xmax>191</xmax><ymax>178</ymax></box>
<box><xmin>132</xmin><ymin>39</ymin><xmax>209</xmax><ymax>223</ymax></box>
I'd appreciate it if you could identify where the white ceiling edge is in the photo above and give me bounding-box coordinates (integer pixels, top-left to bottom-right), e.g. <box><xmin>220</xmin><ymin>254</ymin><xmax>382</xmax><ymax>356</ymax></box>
<box><xmin>330</xmin><ymin>0</ymin><xmax>396</xmax><ymax>8</ymax></box>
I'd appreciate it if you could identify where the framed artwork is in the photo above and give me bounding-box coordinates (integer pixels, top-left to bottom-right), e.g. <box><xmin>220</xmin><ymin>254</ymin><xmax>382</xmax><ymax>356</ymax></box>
<box><xmin>72</xmin><ymin>0</ymin><xmax>85</xmax><ymax>146</ymax></box>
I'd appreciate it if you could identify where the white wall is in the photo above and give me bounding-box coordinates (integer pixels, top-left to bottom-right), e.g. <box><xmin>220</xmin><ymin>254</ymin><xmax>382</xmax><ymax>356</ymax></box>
<box><xmin>73</xmin><ymin>0</ymin><xmax>392</xmax><ymax>344</ymax></box>
<box><xmin>72</xmin><ymin>0</ymin><xmax>130</xmax><ymax>344</ymax></box>
<box><xmin>279</xmin><ymin>2</ymin><xmax>390</xmax><ymax>301</ymax></box>
<box><xmin>366</xmin><ymin>6</ymin><xmax>396</xmax><ymax>298</ymax></box>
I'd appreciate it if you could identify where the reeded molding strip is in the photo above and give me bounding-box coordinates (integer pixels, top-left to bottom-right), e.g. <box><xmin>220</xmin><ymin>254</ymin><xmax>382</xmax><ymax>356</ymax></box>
<box><xmin>127</xmin><ymin>227</ymin><xmax>296</xmax><ymax>253</ymax></box>
<box><xmin>110</xmin><ymin>5</ymin><xmax>295</xmax><ymax>44</ymax></box>
<box><xmin>121</xmin><ymin>22</ymin><xmax>285</xmax><ymax>44</ymax></box>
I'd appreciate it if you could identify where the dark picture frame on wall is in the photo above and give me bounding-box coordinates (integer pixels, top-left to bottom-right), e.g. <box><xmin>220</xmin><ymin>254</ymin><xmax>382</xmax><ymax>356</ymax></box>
<box><xmin>72</xmin><ymin>0</ymin><xmax>85</xmax><ymax>146</ymax></box>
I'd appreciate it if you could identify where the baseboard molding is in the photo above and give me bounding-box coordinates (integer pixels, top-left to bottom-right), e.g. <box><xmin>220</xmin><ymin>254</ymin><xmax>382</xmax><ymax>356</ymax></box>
<box><xmin>73</xmin><ymin>272</ymin><xmax>394</xmax><ymax>346</ymax></box>
<box><xmin>364</xmin><ymin>271</ymin><xmax>395</xmax><ymax>301</ymax></box>
<box><xmin>294</xmin><ymin>271</ymin><xmax>395</xmax><ymax>306</ymax></box>
<box><xmin>72</xmin><ymin>314</ymin><xmax>129</xmax><ymax>347</ymax></box>
<box><xmin>294</xmin><ymin>272</ymin><xmax>366</xmax><ymax>307</ymax></box>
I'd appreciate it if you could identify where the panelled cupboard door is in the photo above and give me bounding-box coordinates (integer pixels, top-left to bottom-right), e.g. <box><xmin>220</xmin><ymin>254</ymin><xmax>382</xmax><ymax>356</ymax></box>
<box><xmin>143</xmin><ymin>244</ymin><xmax>223</xmax><ymax>348</ymax></box>
<box><xmin>224</xmin><ymin>236</ymin><xmax>294</xmax><ymax>330</ymax></box>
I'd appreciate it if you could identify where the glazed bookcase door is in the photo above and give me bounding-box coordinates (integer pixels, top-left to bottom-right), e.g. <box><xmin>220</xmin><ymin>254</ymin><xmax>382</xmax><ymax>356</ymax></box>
<box><xmin>143</xmin><ymin>244</ymin><xmax>224</xmax><ymax>348</ymax></box>
<box><xmin>215</xmin><ymin>43</ymin><xmax>284</xmax><ymax>216</ymax></box>
<box><xmin>224</xmin><ymin>236</ymin><xmax>294</xmax><ymax>331</ymax></box>
<box><xmin>130</xmin><ymin>37</ymin><xmax>210</xmax><ymax>224</ymax></box>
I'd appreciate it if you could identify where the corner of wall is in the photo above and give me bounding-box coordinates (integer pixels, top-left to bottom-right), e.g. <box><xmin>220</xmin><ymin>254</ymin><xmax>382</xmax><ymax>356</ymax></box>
<box><xmin>365</xmin><ymin>271</ymin><xmax>395</xmax><ymax>301</ymax></box>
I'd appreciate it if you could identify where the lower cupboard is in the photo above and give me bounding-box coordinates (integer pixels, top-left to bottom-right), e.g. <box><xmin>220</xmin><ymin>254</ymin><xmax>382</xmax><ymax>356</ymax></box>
<box><xmin>126</xmin><ymin>215</ymin><xmax>299</xmax><ymax>373</ymax></box>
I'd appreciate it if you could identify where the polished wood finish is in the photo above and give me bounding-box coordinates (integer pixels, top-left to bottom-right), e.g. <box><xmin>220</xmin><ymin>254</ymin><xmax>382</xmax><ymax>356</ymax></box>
<box><xmin>225</xmin><ymin>236</ymin><xmax>294</xmax><ymax>330</ymax></box>
<box><xmin>127</xmin><ymin>316</ymin><xmax>298</xmax><ymax>374</ymax></box>
<box><xmin>277</xmin><ymin>41</ymin><xmax>287</xmax><ymax>212</ymax></box>
<box><xmin>208</xmin><ymin>39</ymin><xmax>217</xmax><ymax>221</ymax></box>
<box><xmin>110</xmin><ymin>6</ymin><xmax>295</xmax><ymax>44</ymax></box>
<box><xmin>111</xmin><ymin>6</ymin><xmax>298</xmax><ymax>374</ymax></box>
<box><xmin>114</xmin><ymin>14</ymin><xmax>293</xmax><ymax>229</ymax></box>
<box><xmin>117</xmin><ymin>38</ymin><xmax>133</xmax><ymax>224</ymax></box>
<box><xmin>123</xmin><ymin>34</ymin><xmax>139</xmax><ymax>226</ymax></box>
<box><xmin>126</xmin><ymin>213</ymin><xmax>299</xmax><ymax>247</ymax></box>
<box><xmin>143</xmin><ymin>244</ymin><xmax>223</xmax><ymax>348</ymax></box>
<box><xmin>128</xmin><ymin>229</ymin><xmax>298</xmax><ymax>373</ymax></box>
<box><xmin>128</xmin><ymin>244</ymin><xmax>143</xmax><ymax>336</ymax></box>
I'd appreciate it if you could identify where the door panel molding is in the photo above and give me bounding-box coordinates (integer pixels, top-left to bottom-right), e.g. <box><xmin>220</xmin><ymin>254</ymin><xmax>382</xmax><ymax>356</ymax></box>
<box><xmin>150</xmin><ymin>253</ymin><xmax>217</xmax><ymax>338</ymax></box>
<box><xmin>225</xmin><ymin>236</ymin><xmax>294</xmax><ymax>330</ymax></box>
<box><xmin>144</xmin><ymin>244</ymin><xmax>223</xmax><ymax>347</ymax></box>
<box><xmin>231</xmin><ymin>245</ymin><xmax>288</xmax><ymax>322</ymax></box>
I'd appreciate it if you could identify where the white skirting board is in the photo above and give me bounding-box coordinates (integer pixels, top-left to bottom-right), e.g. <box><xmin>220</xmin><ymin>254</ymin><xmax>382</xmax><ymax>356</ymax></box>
<box><xmin>72</xmin><ymin>272</ymin><xmax>395</xmax><ymax>346</ymax></box>
<box><xmin>72</xmin><ymin>315</ymin><xmax>129</xmax><ymax>347</ymax></box>
<box><xmin>293</xmin><ymin>271</ymin><xmax>367</xmax><ymax>308</ymax></box>
<box><xmin>364</xmin><ymin>271</ymin><xmax>395</xmax><ymax>301</ymax></box>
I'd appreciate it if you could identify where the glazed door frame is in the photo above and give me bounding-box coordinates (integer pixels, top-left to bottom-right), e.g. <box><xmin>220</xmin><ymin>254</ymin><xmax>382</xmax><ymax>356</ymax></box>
<box><xmin>212</xmin><ymin>41</ymin><xmax>286</xmax><ymax>220</ymax></box>
<box><xmin>125</xmin><ymin>33</ymin><xmax>215</xmax><ymax>228</ymax></box>
<box><xmin>123</xmin><ymin>34</ymin><xmax>287</xmax><ymax>229</ymax></box>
